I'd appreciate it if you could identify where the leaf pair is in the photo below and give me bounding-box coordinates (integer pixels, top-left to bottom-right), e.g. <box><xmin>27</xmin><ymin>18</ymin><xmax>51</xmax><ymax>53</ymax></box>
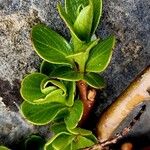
<box><xmin>44</xmin><ymin>64</ymin><xmax>105</xmax><ymax>89</ymax></box>
<box><xmin>59</xmin><ymin>0</ymin><xmax>102</xmax><ymax>44</ymax></box>
<box><xmin>45</xmin><ymin>123</ymin><xmax>97</xmax><ymax>150</ymax></box>
<box><xmin>41</xmin><ymin>60</ymin><xmax>106</xmax><ymax>89</ymax></box>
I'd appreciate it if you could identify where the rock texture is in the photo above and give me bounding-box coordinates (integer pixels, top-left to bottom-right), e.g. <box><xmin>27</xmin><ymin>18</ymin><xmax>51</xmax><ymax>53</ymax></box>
<box><xmin>0</xmin><ymin>0</ymin><xmax>150</xmax><ymax>148</ymax></box>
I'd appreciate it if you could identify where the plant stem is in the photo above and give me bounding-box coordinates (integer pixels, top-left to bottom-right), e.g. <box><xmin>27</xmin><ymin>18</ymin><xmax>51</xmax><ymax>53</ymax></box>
<box><xmin>77</xmin><ymin>80</ymin><xmax>96</xmax><ymax>126</ymax></box>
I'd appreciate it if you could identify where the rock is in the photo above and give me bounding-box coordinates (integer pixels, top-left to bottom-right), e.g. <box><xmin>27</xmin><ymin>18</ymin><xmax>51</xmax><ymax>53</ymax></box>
<box><xmin>0</xmin><ymin>0</ymin><xmax>149</xmax><ymax>148</ymax></box>
<box><xmin>0</xmin><ymin>97</ymin><xmax>34</xmax><ymax>145</ymax></box>
<box><xmin>96</xmin><ymin>0</ymin><xmax>150</xmax><ymax>112</ymax></box>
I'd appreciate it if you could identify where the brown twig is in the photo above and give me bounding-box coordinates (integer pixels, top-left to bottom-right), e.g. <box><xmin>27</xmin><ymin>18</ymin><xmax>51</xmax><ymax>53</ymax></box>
<box><xmin>84</xmin><ymin>104</ymin><xmax>146</xmax><ymax>150</ymax></box>
<box><xmin>77</xmin><ymin>80</ymin><xmax>96</xmax><ymax>126</ymax></box>
<box><xmin>97</xmin><ymin>66</ymin><xmax>150</xmax><ymax>142</ymax></box>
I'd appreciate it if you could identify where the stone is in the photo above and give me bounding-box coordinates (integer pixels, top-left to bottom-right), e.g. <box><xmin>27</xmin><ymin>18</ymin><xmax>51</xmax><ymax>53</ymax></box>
<box><xmin>0</xmin><ymin>0</ymin><xmax>150</xmax><ymax>148</ymax></box>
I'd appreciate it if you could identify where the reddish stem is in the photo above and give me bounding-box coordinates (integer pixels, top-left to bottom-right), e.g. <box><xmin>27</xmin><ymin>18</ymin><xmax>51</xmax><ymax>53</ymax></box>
<box><xmin>77</xmin><ymin>80</ymin><xmax>96</xmax><ymax>126</ymax></box>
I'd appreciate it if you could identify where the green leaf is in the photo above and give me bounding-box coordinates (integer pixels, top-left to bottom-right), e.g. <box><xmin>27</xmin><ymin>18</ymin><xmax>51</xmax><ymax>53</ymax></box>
<box><xmin>57</xmin><ymin>4</ymin><xmax>85</xmax><ymax>51</ymax></box>
<box><xmin>40</xmin><ymin>79</ymin><xmax>57</xmax><ymax>95</ymax></box>
<box><xmin>63</xmin><ymin>144</ymin><xmax>72</xmax><ymax>150</ymax></box>
<box><xmin>83</xmin><ymin>134</ymin><xmax>97</xmax><ymax>144</ymax></box>
<box><xmin>20</xmin><ymin>73</ymin><xmax>47</xmax><ymax>103</ymax></box>
<box><xmin>86</xmin><ymin>36</ymin><xmax>115</xmax><ymax>72</ymax></box>
<box><xmin>34</xmin><ymin>89</ymin><xmax>66</xmax><ymax>104</ymax></box>
<box><xmin>64</xmin><ymin>81</ymin><xmax>76</xmax><ymax>106</ymax></box>
<box><xmin>72</xmin><ymin>136</ymin><xmax>95</xmax><ymax>149</ymax></box>
<box><xmin>52</xmin><ymin>108</ymin><xmax>69</xmax><ymax>122</ymax></box>
<box><xmin>44</xmin><ymin>132</ymin><xmax>70</xmax><ymax>150</ymax></box>
<box><xmin>91</xmin><ymin>0</ymin><xmax>103</xmax><ymax>36</ymax></box>
<box><xmin>24</xmin><ymin>135</ymin><xmax>45</xmax><ymax>150</ymax></box>
<box><xmin>51</xmin><ymin>122</ymin><xmax>68</xmax><ymax>134</ymax></box>
<box><xmin>74</xmin><ymin>0</ymin><xmax>93</xmax><ymax>41</ymax></box>
<box><xmin>40</xmin><ymin>61</ymin><xmax>64</xmax><ymax>76</ymax></box>
<box><xmin>50</xmin><ymin>66</ymin><xmax>83</xmax><ymax>81</ymax></box>
<box><xmin>21</xmin><ymin>73</ymin><xmax>70</xmax><ymax>104</ymax></box>
<box><xmin>65</xmin><ymin>100</ymin><xmax>83</xmax><ymax>129</ymax></box>
<box><xmin>44</xmin><ymin>144</ymin><xmax>54</xmax><ymax>150</ymax></box>
<box><xmin>68</xmin><ymin>127</ymin><xmax>93</xmax><ymax>136</ymax></box>
<box><xmin>67</xmin><ymin>39</ymin><xmax>99</xmax><ymax>72</ymax></box>
<box><xmin>52</xmin><ymin>134</ymin><xmax>75</xmax><ymax>150</ymax></box>
<box><xmin>68</xmin><ymin>128</ymin><xmax>97</xmax><ymax>143</ymax></box>
<box><xmin>20</xmin><ymin>101</ymin><xmax>67</xmax><ymax>125</ymax></box>
<box><xmin>84</xmin><ymin>72</ymin><xmax>106</xmax><ymax>89</ymax></box>
<box><xmin>65</xmin><ymin>0</ymin><xmax>88</xmax><ymax>22</ymax></box>
<box><xmin>0</xmin><ymin>146</ymin><xmax>9</xmax><ymax>150</ymax></box>
<box><xmin>32</xmin><ymin>24</ymin><xmax>73</xmax><ymax>66</ymax></box>
<box><xmin>41</xmin><ymin>79</ymin><xmax>67</xmax><ymax>95</ymax></box>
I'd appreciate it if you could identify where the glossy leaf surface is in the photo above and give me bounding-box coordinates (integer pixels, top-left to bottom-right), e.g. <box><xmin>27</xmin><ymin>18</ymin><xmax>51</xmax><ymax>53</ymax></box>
<box><xmin>50</xmin><ymin>66</ymin><xmax>83</xmax><ymax>81</ymax></box>
<box><xmin>91</xmin><ymin>0</ymin><xmax>102</xmax><ymax>36</ymax></box>
<box><xmin>34</xmin><ymin>89</ymin><xmax>66</xmax><ymax>104</ymax></box>
<box><xmin>44</xmin><ymin>132</ymin><xmax>70</xmax><ymax>150</ymax></box>
<box><xmin>72</xmin><ymin>136</ymin><xmax>95</xmax><ymax>149</ymax></box>
<box><xmin>57</xmin><ymin>4</ymin><xmax>85</xmax><ymax>51</ymax></box>
<box><xmin>21</xmin><ymin>73</ymin><xmax>47</xmax><ymax>103</ymax></box>
<box><xmin>21</xmin><ymin>101</ymin><xmax>67</xmax><ymax>125</ymax></box>
<box><xmin>86</xmin><ymin>36</ymin><xmax>115</xmax><ymax>72</ymax></box>
<box><xmin>65</xmin><ymin>0</ymin><xmax>87</xmax><ymax>22</ymax></box>
<box><xmin>68</xmin><ymin>127</ymin><xmax>93</xmax><ymax>136</ymax></box>
<box><xmin>84</xmin><ymin>72</ymin><xmax>106</xmax><ymax>89</ymax></box>
<box><xmin>32</xmin><ymin>24</ymin><xmax>73</xmax><ymax>65</ymax></box>
<box><xmin>40</xmin><ymin>61</ymin><xmax>64</xmax><ymax>76</ymax></box>
<box><xmin>65</xmin><ymin>100</ymin><xmax>83</xmax><ymax>129</ymax></box>
<box><xmin>63</xmin><ymin>81</ymin><xmax>76</xmax><ymax>106</ymax></box>
<box><xmin>52</xmin><ymin>134</ymin><xmax>75</xmax><ymax>150</ymax></box>
<box><xmin>73</xmin><ymin>1</ymin><xmax>93</xmax><ymax>41</ymax></box>
<box><xmin>51</xmin><ymin>123</ymin><xmax>68</xmax><ymax>134</ymax></box>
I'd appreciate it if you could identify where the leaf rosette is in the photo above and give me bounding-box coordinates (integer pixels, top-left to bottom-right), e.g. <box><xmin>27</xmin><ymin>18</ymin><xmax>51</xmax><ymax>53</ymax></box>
<box><xmin>20</xmin><ymin>72</ymin><xmax>77</xmax><ymax>125</ymax></box>
<box><xmin>58</xmin><ymin>0</ymin><xmax>102</xmax><ymax>45</ymax></box>
<box><xmin>21</xmin><ymin>73</ymin><xmax>75</xmax><ymax>106</ymax></box>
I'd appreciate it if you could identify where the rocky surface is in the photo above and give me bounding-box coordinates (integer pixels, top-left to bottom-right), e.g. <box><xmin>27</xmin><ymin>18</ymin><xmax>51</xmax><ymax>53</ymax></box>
<box><xmin>0</xmin><ymin>0</ymin><xmax>150</xmax><ymax>148</ymax></box>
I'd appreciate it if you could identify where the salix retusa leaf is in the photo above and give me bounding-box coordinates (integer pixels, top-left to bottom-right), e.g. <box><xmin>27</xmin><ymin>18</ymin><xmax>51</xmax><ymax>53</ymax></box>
<box><xmin>21</xmin><ymin>102</ymin><xmax>68</xmax><ymax>125</ymax></box>
<box><xmin>65</xmin><ymin>100</ymin><xmax>83</xmax><ymax>129</ymax></box>
<box><xmin>21</xmin><ymin>73</ymin><xmax>47</xmax><ymax>103</ymax></box>
<box><xmin>57</xmin><ymin>3</ymin><xmax>85</xmax><ymax>51</ymax></box>
<box><xmin>21</xmin><ymin>73</ymin><xmax>76</xmax><ymax>105</ymax></box>
<box><xmin>73</xmin><ymin>0</ymin><xmax>93</xmax><ymax>41</ymax></box>
<box><xmin>65</xmin><ymin>0</ymin><xmax>88</xmax><ymax>22</ymax></box>
<box><xmin>91</xmin><ymin>0</ymin><xmax>103</xmax><ymax>36</ymax></box>
<box><xmin>86</xmin><ymin>36</ymin><xmax>115</xmax><ymax>73</ymax></box>
<box><xmin>50</xmin><ymin>66</ymin><xmax>83</xmax><ymax>81</ymax></box>
<box><xmin>84</xmin><ymin>72</ymin><xmax>106</xmax><ymax>89</ymax></box>
<box><xmin>40</xmin><ymin>61</ymin><xmax>64</xmax><ymax>76</ymax></box>
<box><xmin>32</xmin><ymin>24</ymin><xmax>73</xmax><ymax>66</ymax></box>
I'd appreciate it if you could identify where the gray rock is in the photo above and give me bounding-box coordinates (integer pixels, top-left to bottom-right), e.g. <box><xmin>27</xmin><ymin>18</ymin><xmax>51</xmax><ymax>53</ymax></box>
<box><xmin>0</xmin><ymin>0</ymin><xmax>149</xmax><ymax>148</ymax></box>
<box><xmin>0</xmin><ymin>97</ymin><xmax>34</xmax><ymax>145</ymax></box>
